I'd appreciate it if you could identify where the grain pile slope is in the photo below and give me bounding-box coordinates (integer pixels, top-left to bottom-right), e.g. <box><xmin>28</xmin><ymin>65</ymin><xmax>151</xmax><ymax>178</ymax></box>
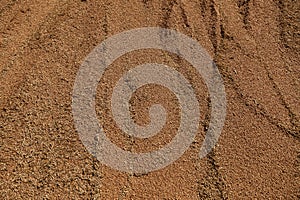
<box><xmin>0</xmin><ymin>0</ymin><xmax>299</xmax><ymax>199</ymax></box>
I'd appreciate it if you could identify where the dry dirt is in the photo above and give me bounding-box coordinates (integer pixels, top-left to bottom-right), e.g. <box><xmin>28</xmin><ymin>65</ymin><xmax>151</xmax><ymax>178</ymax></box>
<box><xmin>0</xmin><ymin>0</ymin><xmax>299</xmax><ymax>199</ymax></box>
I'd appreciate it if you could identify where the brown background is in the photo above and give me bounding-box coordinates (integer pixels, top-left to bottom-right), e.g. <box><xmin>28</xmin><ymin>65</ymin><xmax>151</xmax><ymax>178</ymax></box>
<box><xmin>0</xmin><ymin>0</ymin><xmax>299</xmax><ymax>199</ymax></box>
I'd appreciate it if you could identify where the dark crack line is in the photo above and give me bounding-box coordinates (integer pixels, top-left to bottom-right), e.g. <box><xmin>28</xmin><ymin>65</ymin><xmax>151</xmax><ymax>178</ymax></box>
<box><xmin>277</xmin><ymin>0</ymin><xmax>290</xmax><ymax>49</ymax></box>
<box><xmin>218</xmin><ymin>62</ymin><xmax>300</xmax><ymax>141</ymax></box>
<box><xmin>160</xmin><ymin>0</ymin><xmax>176</xmax><ymax>28</ymax></box>
<box><xmin>203</xmin><ymin>0</ymin><xmax>299</xmax><ymax>141</ymax></box>
<box><xmin>204</xmin><ymin>1</ymin><xmax>228</xmax><ymax>198</ymax></box>
<box><xmin>276</xmin><ymin>0</ymin><xmax>300</xmax><ymax>50</ymax></box>
<box><xmin>197</xmin><ymin>96</ymin><xmax>228</xmax><ymax>199</ymax></box>
<box><xmin>199</xmin><ymin>0</ymin><xmax>207</xmax><ymax>19</ymax></box>
<box><xmin>207</xmin><ymin>151</ymin><xmax>227</xmax><ymax>200</ymax></box>
<box><xmin>208</xmin><ymin>0</ymin><xmax>218</xmax><ymax>54</ymax></box>
<box><xmin>263</xmin><ymin>65</ymin><xmax>299</xmax><ymax>130</ymax></box>
<box><xmin>197</xmin><ymin>1</ymin><xmax>228</xmax><ymax>199</ymax></box>
<box><xmin>240</xmin><ymin>2</ymin><xmax>300</xmax><ymax>138</ymax></box>
<box><xmin>214</xmin><ymin>28</ymin><xmax>299</xmax><ymax>140</ymax></box>
<box><xmin>102</xmin><ymin>2</ymin><xmax>109</xmax><ymax>39</ymax></box>
<box><xmin>178</xmin><ymin>0</ymin><xmax>190</xmax><ymax>28</ymax></box>
<box><xmin>237</xmin><ymin>0</ymin><xmax>251</xmax><ymax>30</ymax></box>
<box><xmin>199</xmin><ymin>0</ymin><xmax>219</xmax><ymax>54</ymax></box>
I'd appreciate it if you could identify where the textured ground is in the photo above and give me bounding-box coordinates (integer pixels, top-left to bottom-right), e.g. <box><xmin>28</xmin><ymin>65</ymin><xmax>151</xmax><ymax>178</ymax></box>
<box><xmin>0</xmin><ymin>0</ymin><xmax>299</xmax><ymax>199</ymax></box>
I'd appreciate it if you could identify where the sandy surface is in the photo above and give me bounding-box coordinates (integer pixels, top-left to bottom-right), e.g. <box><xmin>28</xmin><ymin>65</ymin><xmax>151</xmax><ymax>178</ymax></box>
<box><xmin>0</xmin><ymin>0</ymin><xmax>299</xmax><ymax>199</ymax></box>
